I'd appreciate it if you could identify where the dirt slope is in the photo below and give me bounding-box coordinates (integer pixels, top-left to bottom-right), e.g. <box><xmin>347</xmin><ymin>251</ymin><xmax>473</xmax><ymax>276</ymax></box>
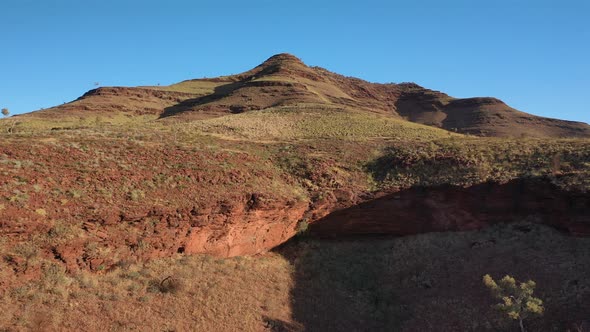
<box><xmin>25</xmin><ymin>53</ymin><xmax>590</xmax><ymax>138</ymax></box>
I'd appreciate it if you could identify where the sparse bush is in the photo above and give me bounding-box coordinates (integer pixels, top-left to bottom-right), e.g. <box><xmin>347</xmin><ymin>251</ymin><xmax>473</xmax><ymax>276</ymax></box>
<box><xmin>296</xmin><ymin>218</ymin><xmax>309</xmax><ymax>236</ymax></box>
<box><xmin>67</xmin><ymin>189</ymin><xmax>83</xmax><ymax>199</ymax></box>
<box><xmin>11</xmin><ymin>243</ymin><xmax>39</xmax><ymax>272</ymax></box>
<box><xmin>156</xmin><ymin>275</ymin><xmax>184</xmax><ymax>294</ymax></box>
<box><xmin>128</xmin><ymin>189</ymin><xmax>145</xmax><ymax>201</ymax></box>
<box><xmin>47</xmin><ymin>222</ymin><xmax>82</xmax><ymax>244</ymax></box>
<box><xmin>483</xmin><ymin>274</ymin><xmax>544</xmax><ymax>332</ymax></box>
<box><xmin>1</xmin><ymin>108</ymin><xmax>9</xmax><ymax>117</ymax></box>
<box><xmin>40</xmin><ymin>262</ymin><xmax>72</xmax><ymax>296</ymax></box>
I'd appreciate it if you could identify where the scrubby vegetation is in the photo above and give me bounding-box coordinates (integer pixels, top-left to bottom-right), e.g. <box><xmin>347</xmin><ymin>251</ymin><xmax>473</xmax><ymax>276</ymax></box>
<box><xmin>0</xmin><ymin>99</ymin><xmax>589</xmax><ymax>331</ymax></box>
<box><xmin>192</xmin><ymin>105</ymin><xmax>457</xmax><ymax>141</ymax></box>
<box><xmin>0</xmin><ymin>252</ymin><xmax>294</xmax><ymax>331</ymax></box>
<box><xmin>1</xmin><ymin>223</ymin><xmax>588</xmax><ymax>331</ymax></box>
<box><xmin>367</xmin><ymin>137</ymin><xmax>590</xmax><ymax>190</ymax></box>
<box><xmin>483</xmin><ymin>274</ymin><xmax>544</xmax><ymax>332</ymax></box>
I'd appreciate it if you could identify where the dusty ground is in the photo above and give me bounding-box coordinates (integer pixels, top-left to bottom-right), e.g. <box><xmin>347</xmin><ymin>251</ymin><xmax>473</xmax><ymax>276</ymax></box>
<box><xmin>0</xmin><ymin>223</ymin><xmax>588</xmax><ymax>331</ymax></box>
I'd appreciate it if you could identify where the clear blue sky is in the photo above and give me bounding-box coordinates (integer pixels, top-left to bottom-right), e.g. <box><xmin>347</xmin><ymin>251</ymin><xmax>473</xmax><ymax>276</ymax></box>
<box><xmin>1</xmin><ymin>0</ymin><xmax>589</xmax><ymax>123</ymax></box>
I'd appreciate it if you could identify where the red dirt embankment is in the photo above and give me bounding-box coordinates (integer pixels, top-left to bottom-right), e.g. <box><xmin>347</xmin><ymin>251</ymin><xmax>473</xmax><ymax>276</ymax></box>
<box><xmin>1</xmin><ymin>137</ymin><xmax>589</xmax><ymax>276</ymax></box>
<box><xmin>0</xmin><ymin>138</ymin><xmax>308</xmax><ymax>274</ymax></box>
<box><xmin>51</xmin><ymin>198</ymin><xmax>308</xmax><ymax>272</ymax></box>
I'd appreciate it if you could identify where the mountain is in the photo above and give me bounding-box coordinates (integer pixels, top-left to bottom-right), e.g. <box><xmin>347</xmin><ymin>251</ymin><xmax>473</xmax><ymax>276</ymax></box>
<box><xmin>29</xmin><ymin>53</ymin><xmax>590</xmax><ymax>138</ymax></box>
<box><xmin>2</xmin><ymin>54</ymin><xmax>590</xmax><ymax>331</ymax></box>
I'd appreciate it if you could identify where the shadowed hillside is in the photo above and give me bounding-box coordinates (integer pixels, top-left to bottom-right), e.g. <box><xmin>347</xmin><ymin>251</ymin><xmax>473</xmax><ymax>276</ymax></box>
<box><xmin>277</xmin><ymin>223</ymin><xmax>590</xmax><ymax>331</ymax></box>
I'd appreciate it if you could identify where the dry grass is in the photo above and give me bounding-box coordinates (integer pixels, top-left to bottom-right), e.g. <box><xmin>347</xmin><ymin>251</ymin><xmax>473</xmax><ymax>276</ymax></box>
<box><xmin>190</xmin><ymin>105</ymin><xmax>458</xmax><ymax>141</ymax></box>
<box><xmin>0</xmin><ymin>114</ymin><xmax>159</xmax><ymax>135</ymax></box>
<box><xmin>0</xmin><ymin>253</ymin><xmax>295</xmax><ymax>331</ymax></box>
<box><xmin>154</xmin><ymin>80</ymin><xmax>226</xmax><ymax>95</ymax></box>
<box><xmin>368</xmin><ymin>137</ymin><xmax>590</xmax><ymax>190</ymax></box>
<box><xmin>0</xmin><ymin>102</ymin><xmax>589</xmax><ymax>331</ymax></box>
<box><xmin>1</xmin><ymin>223</ymin><xmax>588</xmax><ymax>331</ymax></box>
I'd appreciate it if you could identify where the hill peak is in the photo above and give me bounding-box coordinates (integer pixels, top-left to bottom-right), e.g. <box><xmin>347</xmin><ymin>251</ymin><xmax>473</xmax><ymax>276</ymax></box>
<box><xmin>258</xmin><ymin>53</ymin><xmax>306</xmax><ymax>69</ymax></box>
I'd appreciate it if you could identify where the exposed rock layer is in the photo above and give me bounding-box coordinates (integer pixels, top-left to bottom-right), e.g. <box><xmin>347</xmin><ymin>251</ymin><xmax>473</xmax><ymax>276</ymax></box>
<box><xmin>310</xmin><ymin>178</ymin><xmax>590</xmax><ymax>237</ymax></box>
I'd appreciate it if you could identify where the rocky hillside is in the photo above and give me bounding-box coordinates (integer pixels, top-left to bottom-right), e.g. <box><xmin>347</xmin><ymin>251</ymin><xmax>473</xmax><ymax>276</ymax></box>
<box><xmin>1</xmin><ymin>54</ymin><xmax>589</xmax><ymax>275</ymax></box>
<box><xmin>26</xmin><ymin>53</ymin><xmax>590</xmax><ymax>138</ymax></box>
<box><xmin>1</xmin><ymin>53</ymin><xmax>590</xmax><ymax>331</ymax></box>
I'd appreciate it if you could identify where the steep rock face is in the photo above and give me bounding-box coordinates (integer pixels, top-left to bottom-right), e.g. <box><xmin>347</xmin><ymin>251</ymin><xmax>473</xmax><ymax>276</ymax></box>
<box><xmin>182</xmin><ymin>200</ymin><xmax>308</xmax><ymax>257</ymax></box>
<box><xmin>48</xmin><ymin>199</ymin><xmax>309</xmax><ymax>272</ymax></box>
<box><xmin>309</xmin><ymin>178</ymin><xmax>590</xmax><ymax>237</ymax></box>
<box><xmin>1</xmin><ymin>194</ymin><xmax>309</xmax><ymax>273</ymax></box>
<box><xmin>394</xmin><ymin>85</ymin><xmax>451</xmax><ymax>125</ymax></box>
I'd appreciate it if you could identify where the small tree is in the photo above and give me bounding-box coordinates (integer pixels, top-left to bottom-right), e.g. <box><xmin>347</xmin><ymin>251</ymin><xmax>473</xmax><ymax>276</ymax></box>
<box><xmin>1</xmin><ymin>108</ymin><xmax>8</xmax><ymax>117</ymax></box>
<box><xmin>483</xmin><ymin>274</ymin><xmax>544</xmax><ymax>332</ymax></box>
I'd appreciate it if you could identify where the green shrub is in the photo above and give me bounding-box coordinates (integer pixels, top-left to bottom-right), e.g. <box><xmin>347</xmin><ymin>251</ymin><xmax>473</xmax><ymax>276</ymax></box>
<box><xmin>483</xmin><ymin>274</ymin><xmax>544</xmax><ymax>332</ymax></box>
